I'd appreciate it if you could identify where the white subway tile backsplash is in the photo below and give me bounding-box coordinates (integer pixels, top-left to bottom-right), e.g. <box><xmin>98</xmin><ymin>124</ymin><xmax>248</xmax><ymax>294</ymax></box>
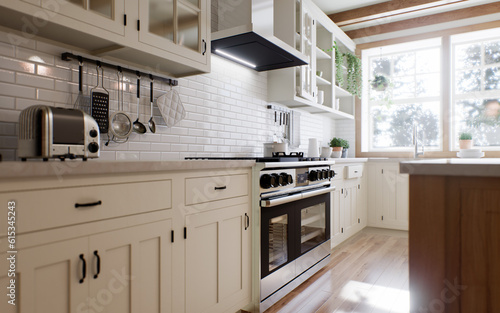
<box><xmin>0</xmin><ymin>69</ymin><xmax>15</xmax><ymax>83</ymax></box>
<box><xmin>0</xmin><ymin>31</ymin><xmax>343</xmax><ymax>161</ymax></box>
<box><xmin>17</xmin><ymin>73</ymin><xmax>54</xmax><ymax>89</ymax></box>
<box><xmin>0</xmin><ymin>56</ymin><xmax>35</xmax><ymax>73</ymax></box>
<box><xmin>0</xmin><ymin>82</ymin><xmax>36</xmax><ymax>99</ymax></box>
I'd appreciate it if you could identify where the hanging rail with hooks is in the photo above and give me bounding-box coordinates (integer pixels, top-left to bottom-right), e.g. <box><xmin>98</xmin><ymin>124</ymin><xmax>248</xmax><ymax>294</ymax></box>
<box><xmin>61</xmin><ymin>52</ymin><xmax>178</xmax><ymax>86</ymax></box>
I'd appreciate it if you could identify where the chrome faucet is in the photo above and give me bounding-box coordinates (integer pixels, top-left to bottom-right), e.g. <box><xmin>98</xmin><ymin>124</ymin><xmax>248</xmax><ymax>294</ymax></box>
<box><xmin>413</xmin><ymin>124</ymin><xmax>424</xmax><ymax>158</ymax></box>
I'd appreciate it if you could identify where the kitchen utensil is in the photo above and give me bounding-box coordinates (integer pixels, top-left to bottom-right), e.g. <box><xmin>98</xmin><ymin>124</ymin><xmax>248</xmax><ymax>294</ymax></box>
<box><xmin>109</xmin><ymin>70</ymin><xmax>132</xmax><ymax>140</ymax></box>
<box><xmin>148</xmin><ymin>78</ymin><xmax>156</xmax><ymax>133</ymax></box>
<box><xmin>273</xmin><ymin>142</ymin><xmax>288</xmax><ymax>155</ymax></box>
<box><xmin>289</xmin><ymin>110</ymin><xmax>301</xmax><ymax>149</ymax></box>
<box><xmin>156</xmin><ymin>85</ymin><xmax>186</xmax><ymax>127</ymax></box>
<box><xmin>308</xmin><ymin>138</ymin><xmax>319</xmax><ymax>157</ymax></box>
<box><xmin>133</xmin><ymin>75</ymin><xmax>147</xmax><ymax>134</ymax></box>
<box><xmin>73</xmin><ymin>59</ymin><xmax>91</xmax><ymax>114</ymax></box>
<box><xmin>90</xmin><ymin>64</ymin><xmax>109</xmax><ymax>133</ymax></box>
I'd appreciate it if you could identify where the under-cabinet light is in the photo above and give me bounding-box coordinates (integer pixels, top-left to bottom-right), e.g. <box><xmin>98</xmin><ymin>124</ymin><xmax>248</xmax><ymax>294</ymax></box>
<box><xmin>214</xmin><ymin>49</ymin><xmax>257</xmax><ymax>68</ymax></box>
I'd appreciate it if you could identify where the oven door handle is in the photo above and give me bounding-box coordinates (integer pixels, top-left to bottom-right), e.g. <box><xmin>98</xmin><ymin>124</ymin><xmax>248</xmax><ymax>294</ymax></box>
<box><xmin>260</xmin><ymin>186</ymin><xmax>335</xmax><ymax>208</ymax></box>
<box><xmin>261</xmin><ymin>193</ymin><xmax>303</xmax><ymax>208</ymax></box>
<box><xmin>301</xmin><ymin>186</ymin><xmax>336</xmax><ymax>200</ymax></box>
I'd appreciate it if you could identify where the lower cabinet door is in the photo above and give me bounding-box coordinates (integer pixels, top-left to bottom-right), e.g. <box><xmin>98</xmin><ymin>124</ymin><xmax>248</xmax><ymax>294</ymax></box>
<box><xmin>185</xmin><ymin>204</ymin><xmax>251</xmax><ymax>313</ymax></box>
<box><xmin>14</xmin><ymin>237</ymin><xmax>90</xmax><ymax>313</ymax></box>
<box><xmin>88</xmin><ymin>219</ymin><xmax>173</xmax><ymax>313</ymax></box>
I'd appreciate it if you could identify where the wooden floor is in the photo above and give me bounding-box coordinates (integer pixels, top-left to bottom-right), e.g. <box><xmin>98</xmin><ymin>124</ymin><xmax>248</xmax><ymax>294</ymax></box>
<box><xmin>264</xmin><ymin>228</ymin><xmax>409</xmax><ymax>313</ymax></box>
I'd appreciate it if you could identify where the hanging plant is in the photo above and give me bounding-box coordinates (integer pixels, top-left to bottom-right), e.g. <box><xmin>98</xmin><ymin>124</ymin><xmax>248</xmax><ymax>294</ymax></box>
<box><xmin>344</xmin><ymin>52</ymin><xmax>362</xmax><ymax>98</ymax></box>
<box><xmin>370</xmin><ymin>74</ymin><xmax>389</xmax><ymax>91</ymax></box>
<box><xmin>323</xmin><ymin>42</ymin><xmax>344</xmax><ymax>87</ymax></box>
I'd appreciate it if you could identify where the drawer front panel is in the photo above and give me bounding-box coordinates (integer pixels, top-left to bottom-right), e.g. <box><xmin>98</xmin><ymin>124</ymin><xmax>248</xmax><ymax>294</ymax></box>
<box><xmin>346</xmin><ymin>165</ymin><xmax>363</xmax><ymax>179</ymax></box>
<box><xmin>0</xmin><ymin>180</ymin><xmax>172</xmax><ymax>234</ymax></box>
<box><xmin>185</xmin><ymin>174</ymin><xmax>248</xmax><ymax>205</ymax></box>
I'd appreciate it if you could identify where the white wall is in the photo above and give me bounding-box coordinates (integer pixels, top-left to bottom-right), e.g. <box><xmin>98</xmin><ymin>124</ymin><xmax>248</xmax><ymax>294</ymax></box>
<box><xmin>0</xmin><ymin>29</ymin><xmax>339</xmax><ymax>161</ymax></box>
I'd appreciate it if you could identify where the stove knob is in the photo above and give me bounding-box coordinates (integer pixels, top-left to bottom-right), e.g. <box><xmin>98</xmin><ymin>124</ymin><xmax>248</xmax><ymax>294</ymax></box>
<box><xmin>329</xmin><ymin>170</ymin><xmax>336</xmax><ymax>178</ymax></box>
<box><xmin>322</xmin><ymin>170</ymin><xmax>329</xmax><ymax>180</ymax></box>
<box><xmin>280</xmin><ymin>173</ymin><xmax>293</xmax><ymax>185</ymax></box>
<box><xmin>88</xmin><ymin>142</ymin><xmax>99</xmax><ymax>153</ymax></box>
<box><xmin>308</xmin><ymin>170</ymin><xmax>318</xmax><ymax>181</ymax></box>
<box><xmin>271</xmin><ymin>174</ymin><xmax>283</xmax><ymax>187</ymax></box>
<box><xmin>260</xmin><ymin>174</ymin><xmax>273</xmax><ymax>189</ymax></box>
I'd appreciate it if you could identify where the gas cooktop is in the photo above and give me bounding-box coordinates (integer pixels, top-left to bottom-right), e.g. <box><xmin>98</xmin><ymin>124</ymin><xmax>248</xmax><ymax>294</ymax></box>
<box><xmin>185</xmin><ymin>152</ymin><xmax>328</xmax><ymax>163</ymax></box>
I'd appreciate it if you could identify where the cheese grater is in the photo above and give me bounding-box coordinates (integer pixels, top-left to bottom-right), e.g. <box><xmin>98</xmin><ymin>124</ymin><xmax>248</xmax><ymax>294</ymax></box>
<box><xmin>90</xmin><ymin>65</ymin><xmax>109</xmax><ymax>133</ymax></box>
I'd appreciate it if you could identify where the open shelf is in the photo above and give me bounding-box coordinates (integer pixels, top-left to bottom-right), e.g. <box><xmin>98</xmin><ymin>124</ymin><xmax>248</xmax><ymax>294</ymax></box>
<box><xmin>335</xmin><ymin>85</ymin><xmax>352</xmax><ymax>97</ymax></box>
<box><xmin>316</xmin><ymin>47</ymin><xmax>331</xmax><ymax>60</ymax></box>
<box><xmin>316</xmin><ymin>75</ymin><xmax>331</xmax><ymax>86</ymax></box>
<box><xmin>277</xmin><ymin>95</ymin><xmax>354</xmax><ymax>120</ymax></box>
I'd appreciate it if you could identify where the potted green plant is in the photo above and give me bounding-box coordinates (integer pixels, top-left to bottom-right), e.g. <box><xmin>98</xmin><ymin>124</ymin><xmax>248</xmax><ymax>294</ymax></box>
<box><xmin>459</xmin><ymin>132</ymin><xmax>473</xmax><ymax>149</ymax></box>
<box><xmin>329</xmin><ymin>137</ymin><xmax>343</xmax><ymax>158</ymax></box>
<box><xmin>370</xmin><ymin>75</ymin><xmax>389</xmax><ymax>91</ymax></box>
<box><xmin>341</xmin><ymin>139</ymin><xmax>350</xmax><ymax>158</ymax></box>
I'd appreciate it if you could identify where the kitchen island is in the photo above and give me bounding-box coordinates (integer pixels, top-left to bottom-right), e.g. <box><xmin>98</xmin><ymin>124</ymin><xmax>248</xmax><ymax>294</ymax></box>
<box><xmin>400</xmin><ymin>159</ymin><xmax>500</xmax><ymax>313</ymax></box>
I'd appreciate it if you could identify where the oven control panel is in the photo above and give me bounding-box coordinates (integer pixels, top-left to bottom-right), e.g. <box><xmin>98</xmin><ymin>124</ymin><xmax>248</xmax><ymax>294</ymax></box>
<box><xmin>296</xmin><ymin>166</ymin><xmax>335</xmax><ymax>187</ymax></box>
<box><xmin>260</xmin><ymin>169</ymin><xmax>295</xmax><ymax>192</ymax></box>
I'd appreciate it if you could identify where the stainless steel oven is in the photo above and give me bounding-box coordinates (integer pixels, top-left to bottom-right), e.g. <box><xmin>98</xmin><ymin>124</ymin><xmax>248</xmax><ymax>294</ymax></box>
<box><xmin>258</xmin><ymin>165</ymin><xmax>335</xmax><ymax>310</ymax></box>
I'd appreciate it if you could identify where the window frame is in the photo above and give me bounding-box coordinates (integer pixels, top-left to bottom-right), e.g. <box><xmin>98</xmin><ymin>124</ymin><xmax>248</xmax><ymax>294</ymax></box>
<box><xmin>355</xmin><ymin>22</ymin><xmax>500</xmax><ymax>158</ymax></box>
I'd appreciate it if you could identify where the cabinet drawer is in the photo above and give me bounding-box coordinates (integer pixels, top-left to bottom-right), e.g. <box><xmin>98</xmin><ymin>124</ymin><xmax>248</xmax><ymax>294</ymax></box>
<box><xmin>346</xmin><ymin>165</ymin><xmax>363</xmax><ymax>179</ymax></box>
<box><xmin>185</xmin><ymin>174</ymin><xmax>248</xmax><ymax>205</ymax></box>
<box><xmin>0</xmin><ymin>180</ymin><xmax>172</xmax><ymax>234</ymax></box>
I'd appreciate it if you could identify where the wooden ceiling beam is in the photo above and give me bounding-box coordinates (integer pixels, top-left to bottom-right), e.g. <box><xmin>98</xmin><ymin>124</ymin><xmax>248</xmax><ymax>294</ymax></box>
<box><xmin>329</xmin><ymin>0</ymin><xmax>467</xmax><ymax>26</ymax></box>
<box><xmin>345</xmin><ymin>2</ymin><xmax>500</xmax><ymax>39</ymax></box>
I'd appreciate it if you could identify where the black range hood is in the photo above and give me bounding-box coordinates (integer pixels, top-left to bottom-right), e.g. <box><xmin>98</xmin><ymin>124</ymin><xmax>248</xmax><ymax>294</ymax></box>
<box><xmin>211</xmin><ymin>0</ymin><xmax>308</xmax><ymax>71</ymax></box>
<box><xmin>211</xmin><ymin>32</ymin><xmax>307</xmax><ymax>71</ymax></box>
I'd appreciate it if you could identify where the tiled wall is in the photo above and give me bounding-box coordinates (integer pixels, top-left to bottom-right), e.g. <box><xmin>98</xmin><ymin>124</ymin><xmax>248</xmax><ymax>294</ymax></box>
<box><xmin>0</xmin><ymin>29</ymin><xmax>339</xmax><ymax>161</ymax></box>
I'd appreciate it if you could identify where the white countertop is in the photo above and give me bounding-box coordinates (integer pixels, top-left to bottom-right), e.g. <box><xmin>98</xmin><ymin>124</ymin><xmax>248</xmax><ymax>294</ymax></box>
<box><xmin>0</xmin><ymin>160</ymin><xmax>256</xmax><ymax>179</ymax></box>
<box><xmin>400</xmin><ymin>158</ymin><xmax>500</xmax><ymax>177</ymax></box>
<box><xmin>331</xmin><ymin>158</ymin><xmax>368</xmax><ymax>164</ymax></box>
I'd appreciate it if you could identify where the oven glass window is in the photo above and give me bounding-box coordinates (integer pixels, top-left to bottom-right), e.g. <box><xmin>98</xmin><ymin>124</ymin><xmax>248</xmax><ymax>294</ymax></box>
<box><xmin>269</xmin><ymin>214</ymin><xmax>288</xmax><ymax>272</ymax></box>
<box><xmin>300</xmin><ymin>203</ymin><xmax>326</xmax><ymax>253</ymax></box>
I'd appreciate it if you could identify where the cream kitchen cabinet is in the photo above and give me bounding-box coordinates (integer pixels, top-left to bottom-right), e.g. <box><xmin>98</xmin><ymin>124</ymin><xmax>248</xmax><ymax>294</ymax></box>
<box><xmin>367</xmin><ymin>163</ymin><xmax>409</xmax><ymax>230</ymax></box>
<box><xmin>12</xmin><ymin>220</ymin><xmax>172</xmax><ymax>313</ymax></box>
<box><xmin>0</xmin><ymin>165</ymin><xmax>253</xmax><ymax>313</ymax></box>
<box><xmin>268</xmin><ymin>0</ymin><xmax>356</xmax><ymax>119</ymax></box>
<box><xmin>0</xmin><ymin>0</ymin><xmax>210</xmax><ymax>77</ymax></box>
<box><xmin>181</xmin><ymin>170</ymin><xmax>252</xmax><ymax>313</ymax></box>
<box><xmin>331</xmin><ymin>164</ymin><xmax>367</xmax><ymax>248</ymax></box>
<box><xmin>184</xmin><ymin>204</ymin><xmax>251</xmax><ymax>313</ymax></box>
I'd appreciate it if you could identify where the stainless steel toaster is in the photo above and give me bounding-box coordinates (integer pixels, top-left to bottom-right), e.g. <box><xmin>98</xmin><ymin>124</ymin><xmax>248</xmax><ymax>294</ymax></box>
<box><xmin>18</xmin><ymin>105</ymin><xmax>100</xmax><ymax>160</ymax></box>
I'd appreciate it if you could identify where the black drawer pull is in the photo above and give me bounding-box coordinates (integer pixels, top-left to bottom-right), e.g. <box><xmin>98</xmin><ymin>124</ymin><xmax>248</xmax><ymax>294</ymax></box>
<box><xmin>93</xmin><ymin>250</ymin><xmax>101</xmax><ymax>279</ymax></box>
<box><xmin>79</xmin><ymin>254</ymin><xmax>86</xmax><ymax>283</ymax></box>
<box><xmin>75</xmin><ymin>200</ymin><xmax>102</xmax><ymax>208</ymax></box>
<box><xmin>214</xmin><ymin>186</ymin><xmax>227</xmax><ymax>190</ymax></box>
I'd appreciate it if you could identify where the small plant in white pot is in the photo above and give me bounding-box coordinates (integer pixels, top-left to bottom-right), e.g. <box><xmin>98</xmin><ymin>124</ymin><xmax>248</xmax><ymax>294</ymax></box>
<box><xmin>329</xmin><ymin>137</ymin><xmax>343</xmax><ymax>158</ymax></box>
<box><xmin>459</xmin><ymin>132</ymin><xmax>473</xmax><ymax>149</ymax></box>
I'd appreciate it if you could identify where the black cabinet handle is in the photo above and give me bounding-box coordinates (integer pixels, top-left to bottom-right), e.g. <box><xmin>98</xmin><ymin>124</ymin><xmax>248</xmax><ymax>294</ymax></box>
<box><xmin>79</xmin><ymin>254</ymin><xmax>86</xmax><ymax>283</ymax></box>
<box><xmin>75</xmin><ymin>200</ymin><xmax>102</xmax><ymax>208</ymax></box>
<box><xmin>245</xmin><ymin>213</ymin><xmax>250</xmax><ymax>230</ymax></box>
<box><xmin>214</xmin><ymin>186</ymin><xmax>227</xmax><ymax>190</ymax></box>
<box><xmin>93</xmin><ymin>251</ymin><xmax>101</xmax><ymax>279</ymax></box>
<box><xmin>202</xmin><ymin>39</ymin><xmax>207</xmax><ymax>55</ymax></box>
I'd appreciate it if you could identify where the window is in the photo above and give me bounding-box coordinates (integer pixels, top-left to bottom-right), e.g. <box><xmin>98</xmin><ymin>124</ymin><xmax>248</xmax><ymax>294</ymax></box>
<box><xmin>361</xmin><ymin>38</ymin><xmax>442</xmax><ymax>152</ymax></box>
<box><xmin>452</xmin><ymin>28</ymin><xmax>500</xmax><ymax>149</ymax></box>
<box><xmin>360</xmin><ymin>27</ymin><xmax>500</xmax><ymax>154</ymax></box>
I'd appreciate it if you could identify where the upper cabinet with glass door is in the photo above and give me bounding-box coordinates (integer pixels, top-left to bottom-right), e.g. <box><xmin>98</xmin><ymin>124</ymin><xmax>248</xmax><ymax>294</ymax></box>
<box><xmin>139</xmin><ymin>0</ymin><xmax>209</xmax><ymax>67</ymax></box>
<box><xmin>1</xmin><ymin>0</ymin><xmax>210</xmax><ymax>77</ymax></box>
<box><xmin>39</xmin><ymin>0</ymin><xmax>126</xmax><ymax>35</ymax></box>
